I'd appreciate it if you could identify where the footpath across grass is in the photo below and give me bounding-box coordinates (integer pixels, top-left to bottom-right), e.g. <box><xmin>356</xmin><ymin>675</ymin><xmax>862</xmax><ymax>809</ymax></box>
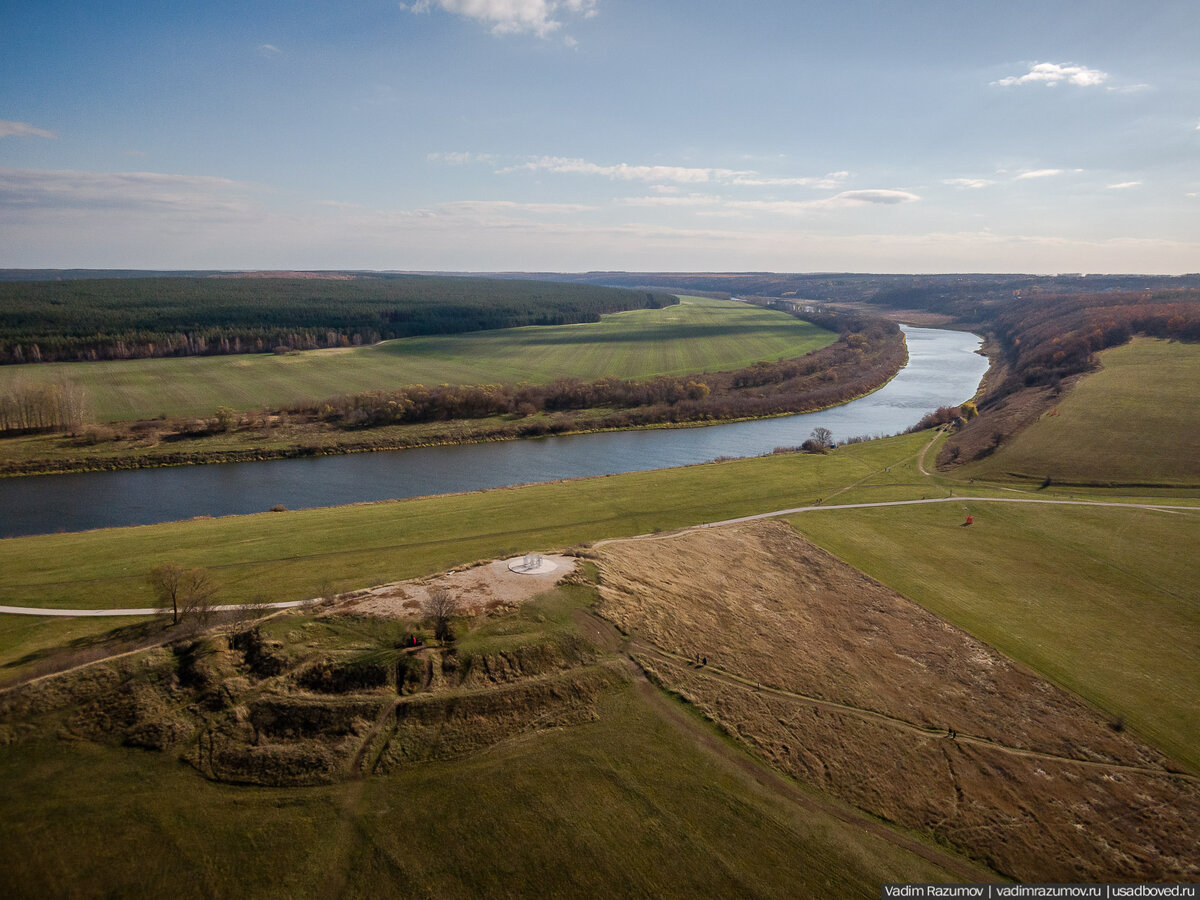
<box><xmin>791</xmin><ymin>499</ymin><xmax>1200</xmax><ymax>772</ymax></box>
<box><xmin>0</xmin><ymin>678</ymin><xmax>965</xmax><ymax>898</ymax></box>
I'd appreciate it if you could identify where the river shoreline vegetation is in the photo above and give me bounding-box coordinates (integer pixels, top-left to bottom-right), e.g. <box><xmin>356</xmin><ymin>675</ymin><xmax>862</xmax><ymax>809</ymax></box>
<box><xmin>0</xmin><ymin>298</ymin><xmax>906</xmax><ymax>476</ymax></box>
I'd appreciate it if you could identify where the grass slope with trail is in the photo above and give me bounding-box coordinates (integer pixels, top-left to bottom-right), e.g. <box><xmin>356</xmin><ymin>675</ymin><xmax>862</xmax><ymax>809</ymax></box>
<box><xmin>1</xmin><ymin>336</ymin><xmax>1197</xmax><ymax>893</ymax></box>
<box><xmin>0</xmin><ymin>581</ymin><xmax>974</xmax><ymax>898</ymax></box>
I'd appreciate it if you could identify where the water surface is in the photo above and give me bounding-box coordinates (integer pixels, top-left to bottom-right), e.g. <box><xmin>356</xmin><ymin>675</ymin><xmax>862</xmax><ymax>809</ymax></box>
<box><xmin>0</xmin><ymin>326</ymin><xmax>987</xmax><ymax>538</ymax></box>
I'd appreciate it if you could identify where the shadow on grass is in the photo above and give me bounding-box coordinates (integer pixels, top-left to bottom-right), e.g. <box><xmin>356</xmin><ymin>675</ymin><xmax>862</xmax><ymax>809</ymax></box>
<box><xmin>3</xmin><ymin>619</ymin><xmax>170</xmax><ymax>670</ymax></box>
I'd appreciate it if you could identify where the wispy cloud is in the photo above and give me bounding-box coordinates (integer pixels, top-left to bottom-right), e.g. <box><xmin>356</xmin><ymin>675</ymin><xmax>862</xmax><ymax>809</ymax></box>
<box><xmin>944</xmin><ymin>178</ymin><xmax>994</xmax><ymax>189</ymax></box>
<box><xmin>257</xmin><ymin>43</ymin><xmax>282</xmax><ymax>56</ymax></box>
<box><xmin>992</xmin><ymin>62</ymin><xmax>1108</xmax><ymax>88</ymax></box>
<box><xmin>400</xmin><ymin>0</ymin><xmax>598</xmax><ymax>40</ymax></box>
<box><xmin>624</xmin><ymin>189</ymin><xmax>919</xmax><ymax>215</ymax></box>
<box><xmin>0</xmin><ymin>120</ymin><xmax>57</xmax><ymax>140</ymax></box>
<box><xmin>796</xmin><ymin>189</ymin><xmax>920</xmax><ymax>210</ymax></box>
<box><xmin>0</xmin><ymin>167</ymin><xmax>263</xmax><ymax>214</ymax></box>
<box><xmin>1107</xmin><ymin>181</ymin><xmax>1142</xmax><ymax>190</ymax></box>
<box><xmin>502</xmin><ymin>155</ymin><xmax>746</xmax><ymax>183</ymax></box>
<box><xmin>493</xmin><ymin>154</ymin><xmax>849</xmax><ymax>189</ymax></box>
<box><xmin>1015</xmin><ymin>168</ymin><xmax>1064</xmax><ymax>180</ymax></box>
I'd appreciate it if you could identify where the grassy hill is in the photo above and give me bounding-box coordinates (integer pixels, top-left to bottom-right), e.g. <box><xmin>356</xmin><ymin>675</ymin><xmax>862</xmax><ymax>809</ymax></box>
<box><xmin>0</xmin><ymin>297</ymin><xmax>834</xmax><ymax>422</ymax></box>
<box><xmin>3</xmin><ymin>333</ymin><xmax>1198</xmax><ymax>892</ymax></box>
<box><xmin>961</xmin><ymin>338</ymin><xmax>1200</xmax><ymax>486</ymax></box>
<box><xmin>0</xmin><ymin>583</ymin><xmax>975</xmax><ymax>897</ymax></box>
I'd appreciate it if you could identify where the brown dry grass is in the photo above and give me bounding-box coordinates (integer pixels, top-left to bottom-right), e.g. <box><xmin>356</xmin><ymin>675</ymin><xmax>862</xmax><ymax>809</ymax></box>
<box><xmin>595</xmin><ymin>520</ymin><xmax>1200</xmax><ymax>882</ymax></box>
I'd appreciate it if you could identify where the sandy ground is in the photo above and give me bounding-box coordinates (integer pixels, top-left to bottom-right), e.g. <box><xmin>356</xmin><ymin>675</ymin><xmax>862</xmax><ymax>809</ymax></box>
<box><xmin>338</xmin><ymin>555</ymin><xmax>576</xmax><ymax>619</ymax></box>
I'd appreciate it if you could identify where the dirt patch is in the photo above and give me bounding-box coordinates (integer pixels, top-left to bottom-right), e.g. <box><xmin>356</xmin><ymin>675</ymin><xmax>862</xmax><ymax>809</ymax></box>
<box><xmin>596</xmin><ymin>520</ymin><xmax>1200</xmax><ymax>882</ymax></box>
<box><xmin>340</xmin><ymin>555</ymin><xmax>577</xmax><ymax>619</ymax></box>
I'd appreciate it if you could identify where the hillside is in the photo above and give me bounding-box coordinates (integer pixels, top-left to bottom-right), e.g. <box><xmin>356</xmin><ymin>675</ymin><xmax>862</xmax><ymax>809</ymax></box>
<box><xmin>959</xmin><ymin>338</ymin><xmax>1200</xmax><ymax>486</ymax></box>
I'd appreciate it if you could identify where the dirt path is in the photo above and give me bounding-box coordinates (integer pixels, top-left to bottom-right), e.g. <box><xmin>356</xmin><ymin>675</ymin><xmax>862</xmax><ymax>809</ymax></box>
<box><xmin>593</xmin><ymin>494</ymin><xmax>1198</xmax><ymax>552</ymax></box>
<box><xmin>573</xmin><ymin>609</ymin><xmax>993</xmax><ymax>882</ymax></box>
<box><xmin>633</xmin><ymin>640</ymin><xmax>1199</xmax><ymax>783</ymax></box>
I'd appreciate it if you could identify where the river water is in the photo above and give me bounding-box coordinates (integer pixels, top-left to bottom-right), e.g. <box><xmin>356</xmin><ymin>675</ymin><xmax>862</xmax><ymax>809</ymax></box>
<box><xmin>0</xmin><ymin>326</ymin><xmax>988</xmax><ymax>538</ymax></box>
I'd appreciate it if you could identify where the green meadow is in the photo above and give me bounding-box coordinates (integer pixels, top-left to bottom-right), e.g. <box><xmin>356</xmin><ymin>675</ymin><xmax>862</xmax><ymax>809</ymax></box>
<box><xmin>0</xmin><ymin>593</ymin><xmax>968</xmax><ymax>898</ymax></box>
<box><xmin>2</xmin><ymin>333</ymin><xmax>1198</xmax><ymax>895</ymax></box>
<box><xmin>0</xmin><ymin>433</ymin><xmax>914</xmax><ymax>614</ymax></box>
<box><xmin>791</xmin><ymin>499</ymin><xmax>1200</xmax><ymax>772</ymax></box>
<box><xmin>963</xmin><ymin>338</ymin><xmax>1200</xmax><ymax>486</ymax></box>
<box><xmin>0</xmin><ymin>297</ymin><xmax>834</xmax><ymax>422</ymax></box>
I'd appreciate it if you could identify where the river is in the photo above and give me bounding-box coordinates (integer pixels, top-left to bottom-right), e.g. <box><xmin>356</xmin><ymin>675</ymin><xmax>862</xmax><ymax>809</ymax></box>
<box><xmin>0</xmin><ymin>325</ymin><xmax>988</xmax><ymax>539</ymax></box>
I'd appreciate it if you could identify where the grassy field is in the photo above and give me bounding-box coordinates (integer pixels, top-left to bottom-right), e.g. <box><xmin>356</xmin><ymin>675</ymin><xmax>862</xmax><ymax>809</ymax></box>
<box><xmin>791</xmin><ymin>500</ymin><xmax>1200</xmax><ymax>772</ymax></box>
<box><xmin>0</xmin><ymin>433</ymin><xmax>915</xmax><ymax>614</ymax></box>
<box><xmin>0</xmin><ymin>297</ymin><xmax>834</xmax><ymax>422</ymax></box>
<box><xmin>2</xmin><ymin>332</ymin><xmax>1198</xmax><ymax>891</ymax></box>
<box><xmin>0</xmin><ymin>587</ymin><xmax>970</xmax><ymax>898</ymax></box>
<box><xmin>962</xmin><ymin>338</ymin><xmax>1200</xmax><ymax>486</ymax></box>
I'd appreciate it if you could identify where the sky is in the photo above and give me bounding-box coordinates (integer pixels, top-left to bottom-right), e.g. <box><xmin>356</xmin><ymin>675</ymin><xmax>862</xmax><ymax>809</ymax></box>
<box><xmin>1</xmin><ymin>0</ymin><xmax>1198</xmax><ymax>273</ymax></box>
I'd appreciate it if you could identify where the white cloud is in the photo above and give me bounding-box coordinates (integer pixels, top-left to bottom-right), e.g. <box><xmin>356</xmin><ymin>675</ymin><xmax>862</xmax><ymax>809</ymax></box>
<box><xmin>499</xmin><ymin>155</ymin><xmax>849</xmax><ymax>190</ymax></box>
<box><xmin>1015</xmin><ymin>169</ymin><xmax>1064</xmax><ymax>180</ymax></box>
<box><xmin>1107</xmin><ymin>181</ymin><xmax>1142</xmax><ymax>190</ymax></box>
<box><xmin>944</xmin><ymin>178</ymin><xmax>994</xmax><ymax>189</ymax></box>
<box><xmin>0</xmin><ymin>120</ymin><xmax>57</xmax><ymax>140</ymax></box>
<box><xmin>401</xmin><ymin>0</ymin><xmax>598</xmax><ymax>39</ymax></box>
<box><xmin>992</xmin><ymin>62</ymin><xmax>1109</xmax><ymax>88</ymax></box>
<box><xmin>257</xmin><ymin>43</ymin><xmax>281</xmax><ymax>56</ymax></box>
<box><xmin>623</xmin><ymin>189</ymin><xmax>919</xmax><ymax>215</ymax></box>
<box><xmin>504</xmin><ymin>155</ymin><xmax>746</xmax><ymax>183</ymax></box>
<box><xmin>0</xmin><ymin>167</ymin><xmax>263</xmax><ymax>214</ymax></box>
<box><xmin>820</xmin><ymin>189</ymin><xmax>920</xmax><ymax>206</ymax></box>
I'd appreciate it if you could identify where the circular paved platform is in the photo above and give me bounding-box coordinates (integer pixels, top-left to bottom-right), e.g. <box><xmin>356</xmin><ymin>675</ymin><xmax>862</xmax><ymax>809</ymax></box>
<box><xmin>506</xmin><ymin>555</ymin><xmax>559</xmax><ymax>575</ymax></box>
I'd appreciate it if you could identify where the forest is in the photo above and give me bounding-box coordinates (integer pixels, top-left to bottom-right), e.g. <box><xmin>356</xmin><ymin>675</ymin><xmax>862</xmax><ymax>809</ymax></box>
<box><xmin>0</xmin><ymin>275</ymin><xmax>677</xmax><ymax>364</ymax></box>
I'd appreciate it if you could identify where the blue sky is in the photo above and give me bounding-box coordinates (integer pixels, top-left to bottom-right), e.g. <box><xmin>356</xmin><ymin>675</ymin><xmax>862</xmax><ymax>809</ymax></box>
<box><xmin>2</xmin><ymin>0</ymin><xmax>1197</xmax><ymax>272</ymax></box>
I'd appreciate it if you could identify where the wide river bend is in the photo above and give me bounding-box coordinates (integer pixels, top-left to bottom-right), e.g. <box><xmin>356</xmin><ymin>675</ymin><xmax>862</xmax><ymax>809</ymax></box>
<box><xmin>0</xmin><ymin>326</ymin><xmax>988</xmax><ymax>539</ymax></box>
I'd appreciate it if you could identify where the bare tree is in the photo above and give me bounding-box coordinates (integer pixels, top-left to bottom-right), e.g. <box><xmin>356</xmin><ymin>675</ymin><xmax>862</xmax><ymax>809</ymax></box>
<box><xmin>148</xmin><ymin>563</ymin><xmax>218</xmax><ymax>626</ymax></box>
<box><xmin>422</xmin><ymin>587</ymin><xmax>460</xmax><ymax>642</ymax></box>
<box><xmin>810</xmin><ymin>426</ymin><xmax>833</xmax><ymax>450</ymax></box>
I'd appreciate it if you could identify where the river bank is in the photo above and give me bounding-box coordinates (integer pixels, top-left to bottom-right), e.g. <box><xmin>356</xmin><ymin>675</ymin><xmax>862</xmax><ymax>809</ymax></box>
<box><xmin>0</xmin><ymin>326</ymin><xmax>987</xmax><ymax>537</ymax></box>
<box><xmin>0</xmin><ymin>320</ymin><xmax>906</xmax><ymax>477</ymax></box>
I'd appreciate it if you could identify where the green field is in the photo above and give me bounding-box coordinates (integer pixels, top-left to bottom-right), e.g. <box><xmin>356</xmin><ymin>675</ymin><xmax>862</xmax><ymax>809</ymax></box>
<box><xmin>0</xmin><ymin>297</ymin><xmax>834</xmax><ymax>422</ymax></box>
<box><xmin>0</xmin><ymin>433</ymin><xmax>913</xmax><ymax>614</ymax></box>
<box><xmin>3</xmin><ymin>423</ymin><xmax>1197</xmax><ymax>775</ymax></box>
<box><xmin>2</xmin><ymin>336</ymin><xmax>1198</xmax><ymax>892</ymax></box>
<box><xmin>963</xmin><ymin>338</ymin><xmax>1200</xmax><ymax>486</ymax></box>
<box><xmin>791</xmin><ymin>500</ymin><xmax>1200</xmax><ymax>772</ymax></box>
<box><xmin>0</xmin><ymin>593</ymin><xmax>967</xmax><ymax>898</ymax></box>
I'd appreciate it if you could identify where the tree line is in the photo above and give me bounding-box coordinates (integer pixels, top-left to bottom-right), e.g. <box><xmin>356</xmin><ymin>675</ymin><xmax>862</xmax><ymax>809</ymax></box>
<box><xmin>0</xmin><ymin>275</ymin><xmax>677</xmax><ymax>364</ymax></box>
<box><xmin>0</xmin><ymin>379</ymin><xmax>87</xmax><ymax>434</ymax></box>
<box><xmin>282</xmin><ymin>316</ymin><xmax>904</xmax><ymax>433</ymax></box>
